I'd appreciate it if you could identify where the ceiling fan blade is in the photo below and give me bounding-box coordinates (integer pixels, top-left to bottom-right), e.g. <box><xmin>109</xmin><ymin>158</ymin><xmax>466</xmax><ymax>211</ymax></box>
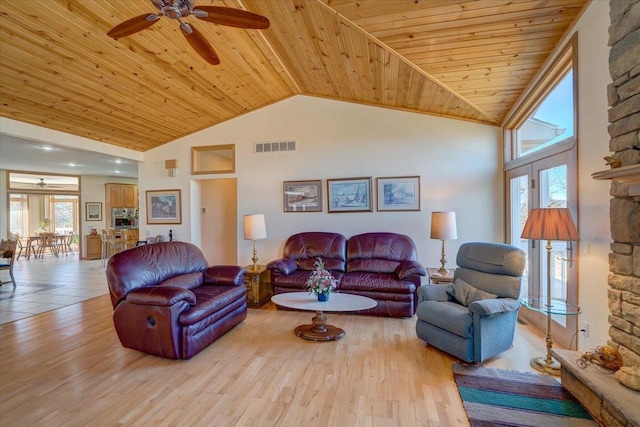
<box><xmin>181</xmin><ymin>24</ymin><xmax>220</xmax><ymax>65</ymax></box>
<box><xmin>193</xmin><ymin>6</ymin><xmax>270</xmax><ymax>29</ymax></box>
<box><xmin>107</xmin><ymin>14</ymin><xmax>160</xmax><ymax>39</ymax></box>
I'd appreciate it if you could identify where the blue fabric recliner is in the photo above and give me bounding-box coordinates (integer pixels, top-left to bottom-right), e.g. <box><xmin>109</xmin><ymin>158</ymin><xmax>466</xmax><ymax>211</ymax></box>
<box><xmin>415</xmin><ymin>242</ymin><xmax>526</xmax><ymax>363</ymax></box>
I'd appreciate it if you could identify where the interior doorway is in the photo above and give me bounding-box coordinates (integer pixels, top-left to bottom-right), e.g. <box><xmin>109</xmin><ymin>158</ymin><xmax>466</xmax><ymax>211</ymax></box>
<box><xmin>195</xmin><ymin>178</ymin><xmax>237</xmax><ymax>265</ymax></box>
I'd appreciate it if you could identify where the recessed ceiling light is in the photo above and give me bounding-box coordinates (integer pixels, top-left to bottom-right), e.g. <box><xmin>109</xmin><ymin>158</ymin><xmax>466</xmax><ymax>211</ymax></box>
<box><xmin>114</xmin><ymin>170</ymin><xmax>122</xmax><ymax>174</ymax></box>
<box><xmin>68</xmin><ymin>163</ymin><xmax>77</xmax><ymax>167</ymax></box>
<box><xmin>40</xmin><ymin>146</ymin><xmax>54</xmax><ymax>151</ymax></box>
<box><xmin>114</xmin><ymin>159</ymin><xmax>123</xmax><ymax>164</ymax></box>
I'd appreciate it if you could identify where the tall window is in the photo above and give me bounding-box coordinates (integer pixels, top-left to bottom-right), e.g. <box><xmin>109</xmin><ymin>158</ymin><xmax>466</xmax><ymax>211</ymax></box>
<box><xmin>518</xmin><ymin>70</ymin><xmax>574</xmax><ymax>157</ymax></box>
<box><xmin>504</xmin><ymin>35</ymin><xmax>578</xmax><ymax>349</ymax></box>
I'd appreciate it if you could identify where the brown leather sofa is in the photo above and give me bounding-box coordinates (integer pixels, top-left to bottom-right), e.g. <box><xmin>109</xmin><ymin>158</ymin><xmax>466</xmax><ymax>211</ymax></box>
<box><xmin>267</xmin><ymin>232</ymin><xmax>426</xmax><ymax>317</ymax></box>
<box><xmin>106</xmin><ymin>241</ymin><xmax>247</xmax><ymax>359</ymax></box>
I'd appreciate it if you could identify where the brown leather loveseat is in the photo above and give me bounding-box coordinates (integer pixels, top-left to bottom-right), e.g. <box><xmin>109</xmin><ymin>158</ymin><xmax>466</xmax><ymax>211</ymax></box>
<box><xmin>267</xmin><ymin>232</ymin><xmax>426</xmax><ymax>317</ymax></box>
<box><xmin>106</xmin><ymin>241</ymin><xmax>247</xmax><ymax>359</ymax></box>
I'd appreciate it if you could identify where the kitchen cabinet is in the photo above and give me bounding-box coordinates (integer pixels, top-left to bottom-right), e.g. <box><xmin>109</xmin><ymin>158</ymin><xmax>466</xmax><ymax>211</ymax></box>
<box><xmin>85</xmin><ymin>235</ymin><xmax>102</xmax><ymax>260</ymax></box>
<box><xmin>106</xmin><ymin>183</ymin><xmax>138</xmax><ymax>208</ymax></box>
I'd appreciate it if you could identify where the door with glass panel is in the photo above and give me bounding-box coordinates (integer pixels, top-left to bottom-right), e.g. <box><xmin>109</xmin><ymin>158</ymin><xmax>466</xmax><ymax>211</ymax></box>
<box><xmin>506</xmin><ymin>149</ymin><xmax>578</xmax><ymax>349</ymax></box>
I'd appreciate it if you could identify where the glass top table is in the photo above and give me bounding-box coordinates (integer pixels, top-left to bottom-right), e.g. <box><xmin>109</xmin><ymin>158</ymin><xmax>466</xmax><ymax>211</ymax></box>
<box><xmin>520</xmin><ymin>296</ymin><xmax>581</xmax><ymax>316</ymax></box>
<box><xmin>271</xmin><ymin>292</ymin><xmax>377</xmax><ymax>341</ymax></box>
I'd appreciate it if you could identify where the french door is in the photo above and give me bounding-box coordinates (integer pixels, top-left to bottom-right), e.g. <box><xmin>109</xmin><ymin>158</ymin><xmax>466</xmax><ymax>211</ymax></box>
<box><xmin>506</xmin><ymin>145</ymin><xmax>578</xmax><ymax>349</ymax></box>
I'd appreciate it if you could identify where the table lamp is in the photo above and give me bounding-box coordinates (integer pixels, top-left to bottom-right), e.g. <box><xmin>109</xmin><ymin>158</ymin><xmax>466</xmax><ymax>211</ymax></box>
<box><xmin>430</xmin><ymin>211</ymin><xmax>457</xmax><ymax>274</ymax></box>
<box><xmin>521</xmin><ymin>207</ymin><xmax>579</xmax><ymax>374</ymax></box>
<box><xmin>244</xmin><ymin>214</ymin><xmax>267</xmax><ymax>271</ymax></box>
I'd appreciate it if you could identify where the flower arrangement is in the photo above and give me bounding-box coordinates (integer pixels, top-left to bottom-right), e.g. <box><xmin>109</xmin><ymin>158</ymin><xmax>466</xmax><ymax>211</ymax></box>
<box><xmin>306</xmin><ymin>257</ymin><xmax>337</xmax><ymax>297</ymax></box>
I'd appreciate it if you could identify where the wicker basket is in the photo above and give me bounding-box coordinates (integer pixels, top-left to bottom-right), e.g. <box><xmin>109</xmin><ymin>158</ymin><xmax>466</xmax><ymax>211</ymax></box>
<box><xmin>615</xmin><ymin>364</ymin><xmax>640</xmax><ymax>391</ymax></box>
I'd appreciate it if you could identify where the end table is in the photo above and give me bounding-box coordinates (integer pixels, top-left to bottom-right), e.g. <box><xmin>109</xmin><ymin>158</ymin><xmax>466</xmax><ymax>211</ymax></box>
<box><xmin>427</xmin><ymin>267</ymin><xmax>454</xmax><ymax>284</ymax></box>
<box><xmin>243</xmin><ymin>265</ymin><xmax>272</xmax><ymax>308</ymax></box>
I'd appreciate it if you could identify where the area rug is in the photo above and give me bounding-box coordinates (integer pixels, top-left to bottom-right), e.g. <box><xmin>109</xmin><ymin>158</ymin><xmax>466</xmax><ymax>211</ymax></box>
<box><xmin>453</xmin><ymin>364</ymin><xmax>598</xmax><ymax>426</ymax></box>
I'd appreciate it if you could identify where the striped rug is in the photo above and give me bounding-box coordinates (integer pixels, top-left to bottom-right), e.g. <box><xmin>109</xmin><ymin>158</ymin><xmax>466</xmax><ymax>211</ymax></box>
<box><xmin>453</xmin><ymin>364</ymin><xmax>598</xmax><ymax>426</ymax></box>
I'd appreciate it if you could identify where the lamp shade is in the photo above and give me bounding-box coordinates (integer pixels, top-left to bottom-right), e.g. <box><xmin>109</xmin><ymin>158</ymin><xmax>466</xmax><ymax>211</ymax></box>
<box><xmin>243</xmin><ymin>214</ymin><xmax>267</xmax><ymax>240</ymax></box>
<box><xmin>430</xmin><ymin>211</ymin><xmax>457</xmax><ymax>240</ymax></box>
<box><xmin>521</xmin><ymin>208</ymin><xmax>579</xmax><ymax>241</ymax></box>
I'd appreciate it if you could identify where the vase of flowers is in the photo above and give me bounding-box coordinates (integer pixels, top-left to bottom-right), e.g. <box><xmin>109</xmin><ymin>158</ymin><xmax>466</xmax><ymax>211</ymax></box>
<box><xmin>306</xmin><ymin>257</ymin><xmax>337</xmax><ymax>301</ymax></box>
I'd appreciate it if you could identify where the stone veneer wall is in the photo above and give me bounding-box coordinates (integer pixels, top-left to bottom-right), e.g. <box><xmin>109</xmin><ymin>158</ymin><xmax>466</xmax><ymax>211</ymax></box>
<box><xmin>606</xmin><ymin>0</ymin><xmax>640</xmax><ymax>367</ymax></box>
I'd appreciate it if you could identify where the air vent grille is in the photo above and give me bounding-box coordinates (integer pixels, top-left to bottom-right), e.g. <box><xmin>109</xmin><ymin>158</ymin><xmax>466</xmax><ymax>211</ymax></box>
<box><xmin>255</xmin><ymin>140</ymin><xmax>296</xmax><ymax>153</ymax></box>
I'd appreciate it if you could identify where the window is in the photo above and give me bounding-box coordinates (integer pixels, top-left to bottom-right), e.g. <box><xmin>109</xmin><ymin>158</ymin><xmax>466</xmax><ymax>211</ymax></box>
<box><xmin>517</xmin><ymin>70</ymin><xmax>574</xmax><ymax>157</ymax></box>
<box><xmin>504</xmin><ymin>35</ymin><xmax>576</xmax><ymax>164</ymax></box>
<box><xmin>503</xmin><ymin>34</ymin><xmax>578</xmax><ymax>349</ymax></box>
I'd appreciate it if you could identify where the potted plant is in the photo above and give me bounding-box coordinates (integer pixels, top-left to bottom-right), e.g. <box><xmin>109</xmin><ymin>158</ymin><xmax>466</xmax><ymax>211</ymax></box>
<box><xmin>306</xmin><ymin>257</ymin><xmax>337</xmax><ymax>301</ymax></box>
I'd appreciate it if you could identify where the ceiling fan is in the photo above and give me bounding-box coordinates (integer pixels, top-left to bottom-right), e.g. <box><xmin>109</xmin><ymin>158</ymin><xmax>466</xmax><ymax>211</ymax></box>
<box><xmin>36</xmin><ymin>178</ymin><xmax>65</xmax><ymax>189</ymax></box>
<box><xmin>107</xmin><ymin>0</ymin><xmax>270</xmax><ymax>65</ymax></box>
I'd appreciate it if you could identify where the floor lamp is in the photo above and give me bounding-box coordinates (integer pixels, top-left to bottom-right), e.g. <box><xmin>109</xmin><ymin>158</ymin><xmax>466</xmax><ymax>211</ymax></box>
<box><xmin>430</xmin><ymin>211</ymin><xmax>457</xmax><ymax>274</ymax></box>
<box><xmin>521</xmin><ymin>208</ymin><xmax>579</xmax><ymax>375</ymax></box>
<box><xmin>244</xmin><ymin>214</ymin><xmax>267</xmax><ymax>271</ymax></box>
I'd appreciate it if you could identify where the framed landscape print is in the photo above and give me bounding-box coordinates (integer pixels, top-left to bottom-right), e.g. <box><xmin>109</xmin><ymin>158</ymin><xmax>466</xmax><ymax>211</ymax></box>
<box><xmin>146</xmin><ymin>189</ymin><xmax>182</xmax><ymax>224</ymax></box>
<box><xmin>376</xmin><ymin>176</ymin><xmax>421</xmax><ymax>211</ymax></box>
<box><xmin>283</xmin><ymin>180</ymin><xmax>323</xmax><ymax>212</ymax></box>
<box><xmin>85</xmin><ymin>202</ymin><xmax>102</xmax><ymax>221</ymax></box>
<box><xmin>327</xmin><ymin>177</ymin><xmax>372</xmax><ymax>213</ymax></box>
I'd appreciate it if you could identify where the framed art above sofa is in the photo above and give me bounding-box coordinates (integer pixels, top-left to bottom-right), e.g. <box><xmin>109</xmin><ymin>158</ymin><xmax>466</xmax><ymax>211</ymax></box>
<box><xmin>283</xmin><ymin>180</ymin><xmax>322</xmax><ymax>212</ymax></box>
<box><xmin>376</xmin><ymin>176</ymin><xmax>420</xmax><ymax>211</ymax></box>
<box><xmin>327</xmin><ymin>177</ymin><xmax>372</xmax><ymax>213</ymax></box>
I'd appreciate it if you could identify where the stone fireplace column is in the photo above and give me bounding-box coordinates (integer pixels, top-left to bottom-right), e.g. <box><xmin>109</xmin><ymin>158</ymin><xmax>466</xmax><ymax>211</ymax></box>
<box><xmin>592</xmin><ymin>0</ymin><xmax>640</xmax><ymax>367</ymax></box>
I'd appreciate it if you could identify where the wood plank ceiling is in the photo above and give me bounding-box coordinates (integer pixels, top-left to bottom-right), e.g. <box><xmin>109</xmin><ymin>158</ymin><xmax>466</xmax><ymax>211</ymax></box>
<box><xmin>0</xmin><ymin>0</ymin><xmax>588</xmax><ymax>152</ymax></box>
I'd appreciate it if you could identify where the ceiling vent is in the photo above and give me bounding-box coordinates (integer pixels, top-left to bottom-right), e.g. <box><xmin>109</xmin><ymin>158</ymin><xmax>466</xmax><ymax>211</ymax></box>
<box><xmin>255</xmin><ymin>140</ymin><xmax>296</xmax><ymax>154</ymax></box>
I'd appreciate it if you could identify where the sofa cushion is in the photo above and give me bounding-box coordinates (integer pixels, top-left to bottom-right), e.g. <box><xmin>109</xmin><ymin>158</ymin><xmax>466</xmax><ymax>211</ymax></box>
<box><xmin>179</xmin><ymin>285</ymin><xmax>246</xmax><ymax>326</ymax></box>
<box><xmin>158</xmin><ymin>272</ymin><xmax>204</xmax><ymax>291</ymax></box>
<box><xmin>340</xmin><ymin>272</ymin><xmax>416</xmax><ymax>294</ymax></box>
<box><xmin>446</xmin><ymin>278</ymin><xmax>497</xmax><ymax>307</ymax></box>
<box><xmin>346</xmin><ymin>233</ymin><xmax>418</xmax><ymax>273</ymax></box>
<box><xmin>283</xmin><ymin>232</ymin><xmax>347</xmax><ymax>271</ymax></box>
<box><xmin>416</xmin><ymin>300</ymin><xmax>473</xmax><ymax>338</ymax></box>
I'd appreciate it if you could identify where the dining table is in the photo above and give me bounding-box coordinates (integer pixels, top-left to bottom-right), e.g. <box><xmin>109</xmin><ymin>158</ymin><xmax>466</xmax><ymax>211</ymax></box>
<box><xmin>25</xmin><ymin>234</ymin><xmax>63</xmax><ymax>259</ymax></box>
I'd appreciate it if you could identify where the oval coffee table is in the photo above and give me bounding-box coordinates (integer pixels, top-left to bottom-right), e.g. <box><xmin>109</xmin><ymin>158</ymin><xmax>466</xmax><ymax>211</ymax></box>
<box><xmin>271</xmin><ymin>292</ymin><xmax>377</xmax><ymax>341</ymax></box>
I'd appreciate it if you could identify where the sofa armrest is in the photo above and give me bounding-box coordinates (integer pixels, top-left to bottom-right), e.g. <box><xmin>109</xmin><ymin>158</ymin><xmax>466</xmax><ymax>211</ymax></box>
<box><xmin>468</xmin><ymin>298</ymin><xmax>520</xmax><ymax>316</ymax></box>
<box><xmin>396</xmin><ymin>260</ymin><xmax>427</xmax><ymax>279</ymax></box>
<box><xmin>126</xmin><ymin>286</ymin><xmax>196</xmax><ymax>306</ymax></box>
<box><xmin>266</xmin><ymin>258</ymin><xmax>298</xmax><ymax>275</ymax></box>
<box><xmin>203</xmin><ymin>265</ymin><xmax>246</xmax><ymax>286</ymax></box>
<box><xmin>417</xmin><ymin>284</ymin><xmax>449</xmax><ymax>303</ymax></box>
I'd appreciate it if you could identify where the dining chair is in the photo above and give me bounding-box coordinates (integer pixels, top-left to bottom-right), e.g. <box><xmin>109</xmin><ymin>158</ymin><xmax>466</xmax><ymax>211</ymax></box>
<box><xmin>100</xmin><ymin>230</ymin><xmax>109</xmax><ymax>267</ymax></box>
<box><xmin>25</xmin><ymin>236</ymin><xmax>40</xmax><ymax>260</ymax></box>
<box><xmin>60</xmin><ymin>233</ymin><xmax>76</xmax><ymax>256</ymax></box>
<box><xmin>37</xmin><ymin>233</ymin><xmax>59</xmax><ymax>258</ymax></box>
<box><xmin>106</xmin><ymin>229</ymin><xmax>124</xmax><ymax>254</ymax></box>
<box><xmin>0</xmin><ymin>239</ymin><xmax>18</xmax><ymax>287</ymax></box>
<box><xmin>10</xmin><ymin>233</ymin><xmax>25</xmax><ymax>260</ymax></box>
<box><xmin>121</xmin><ymin>229</ymin><xmax>136</xmax><ymax>250</ymax></box>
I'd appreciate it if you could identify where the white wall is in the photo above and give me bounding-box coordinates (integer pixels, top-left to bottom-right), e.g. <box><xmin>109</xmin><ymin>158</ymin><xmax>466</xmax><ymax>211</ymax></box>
<box><xmin>573</xmin><ymin>1</ymin><xmax>612</xmax><ymax>349</ymax></box>
<box><xmin>139</xmin><ymin>95</ymin><xmax>502</xmax><ymax>270</ymax></box>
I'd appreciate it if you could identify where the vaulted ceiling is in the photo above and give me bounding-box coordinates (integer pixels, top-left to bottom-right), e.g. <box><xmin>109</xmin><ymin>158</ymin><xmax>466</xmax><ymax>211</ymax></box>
<box><xmin>0</xmin><ymin>0</ymin><xmax>588</xmax><ymax>152</ymax></box>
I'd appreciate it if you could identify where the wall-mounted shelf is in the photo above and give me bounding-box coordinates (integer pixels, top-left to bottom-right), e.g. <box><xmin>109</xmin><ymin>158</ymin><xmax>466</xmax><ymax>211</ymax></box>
<box><xmin>592</xmin><ymin>163</ymin><xmax>640</xmax><ymax>196</ymax></box>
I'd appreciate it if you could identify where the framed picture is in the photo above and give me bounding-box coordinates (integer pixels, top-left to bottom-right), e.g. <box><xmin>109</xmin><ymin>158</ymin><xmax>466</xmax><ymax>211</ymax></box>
<box><xmin>283</xmin><ymin>180</ymin><xmax>323</xmax><ymax>212</ymax></box>
<box><xmin>327</xmin><ymin>177</ymin><xmax>372</xmax><ymax>213</ymax></box>
<box><xmin>146</xmin><ymin>189</ymin><xmax>182</xmax><ymax>224</ymax></box>
<box><xmin>376</xmin><ymin>176</ymin><xmax>421</xmax><ymax>211</ymax></box>
<box><xmin>85</xmin><ymin>202</ymin><xmax>102</xmax><ymax>221</ymax></box>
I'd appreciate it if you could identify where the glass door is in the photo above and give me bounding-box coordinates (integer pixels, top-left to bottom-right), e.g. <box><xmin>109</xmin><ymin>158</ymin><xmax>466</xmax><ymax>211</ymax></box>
<box><xmin>506</xmin><ymin>149</ymin><xmax>578</xmax><ymax>349</ymax></box>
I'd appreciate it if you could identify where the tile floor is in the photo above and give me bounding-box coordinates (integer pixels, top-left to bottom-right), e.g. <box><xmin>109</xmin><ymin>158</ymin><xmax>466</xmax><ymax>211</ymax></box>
<box><xmin>0</xmin><ymin>252</ymin><xmax>108</xmax><ymax>325</ymax></box>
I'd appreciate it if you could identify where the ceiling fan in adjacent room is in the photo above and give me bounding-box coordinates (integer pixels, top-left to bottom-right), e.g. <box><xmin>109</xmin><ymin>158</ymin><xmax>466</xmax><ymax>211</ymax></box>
<box><xmin>36</xmin><ymin>178</ymin><xmax>64</xmax><ymax>189</ymax></box>
<box><xmin>107</xmin><ymin>0</ymin><xmax>270</xmax><ymax>65</ymax></box>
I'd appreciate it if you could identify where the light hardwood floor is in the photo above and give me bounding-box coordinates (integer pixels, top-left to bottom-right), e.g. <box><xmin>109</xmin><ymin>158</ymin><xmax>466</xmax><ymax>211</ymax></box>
<box><xmin>0</xmin><ymin>289</ymin><xmax>547</xmax><ymax>426</ymax></box>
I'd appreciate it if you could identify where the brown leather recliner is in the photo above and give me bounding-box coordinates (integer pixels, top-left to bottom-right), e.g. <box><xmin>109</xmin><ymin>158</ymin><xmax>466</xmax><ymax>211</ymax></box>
<box><xmin>106</xmin><ymin>241</ymin><xmax>247</xmax><ymax>359</ymax></box>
